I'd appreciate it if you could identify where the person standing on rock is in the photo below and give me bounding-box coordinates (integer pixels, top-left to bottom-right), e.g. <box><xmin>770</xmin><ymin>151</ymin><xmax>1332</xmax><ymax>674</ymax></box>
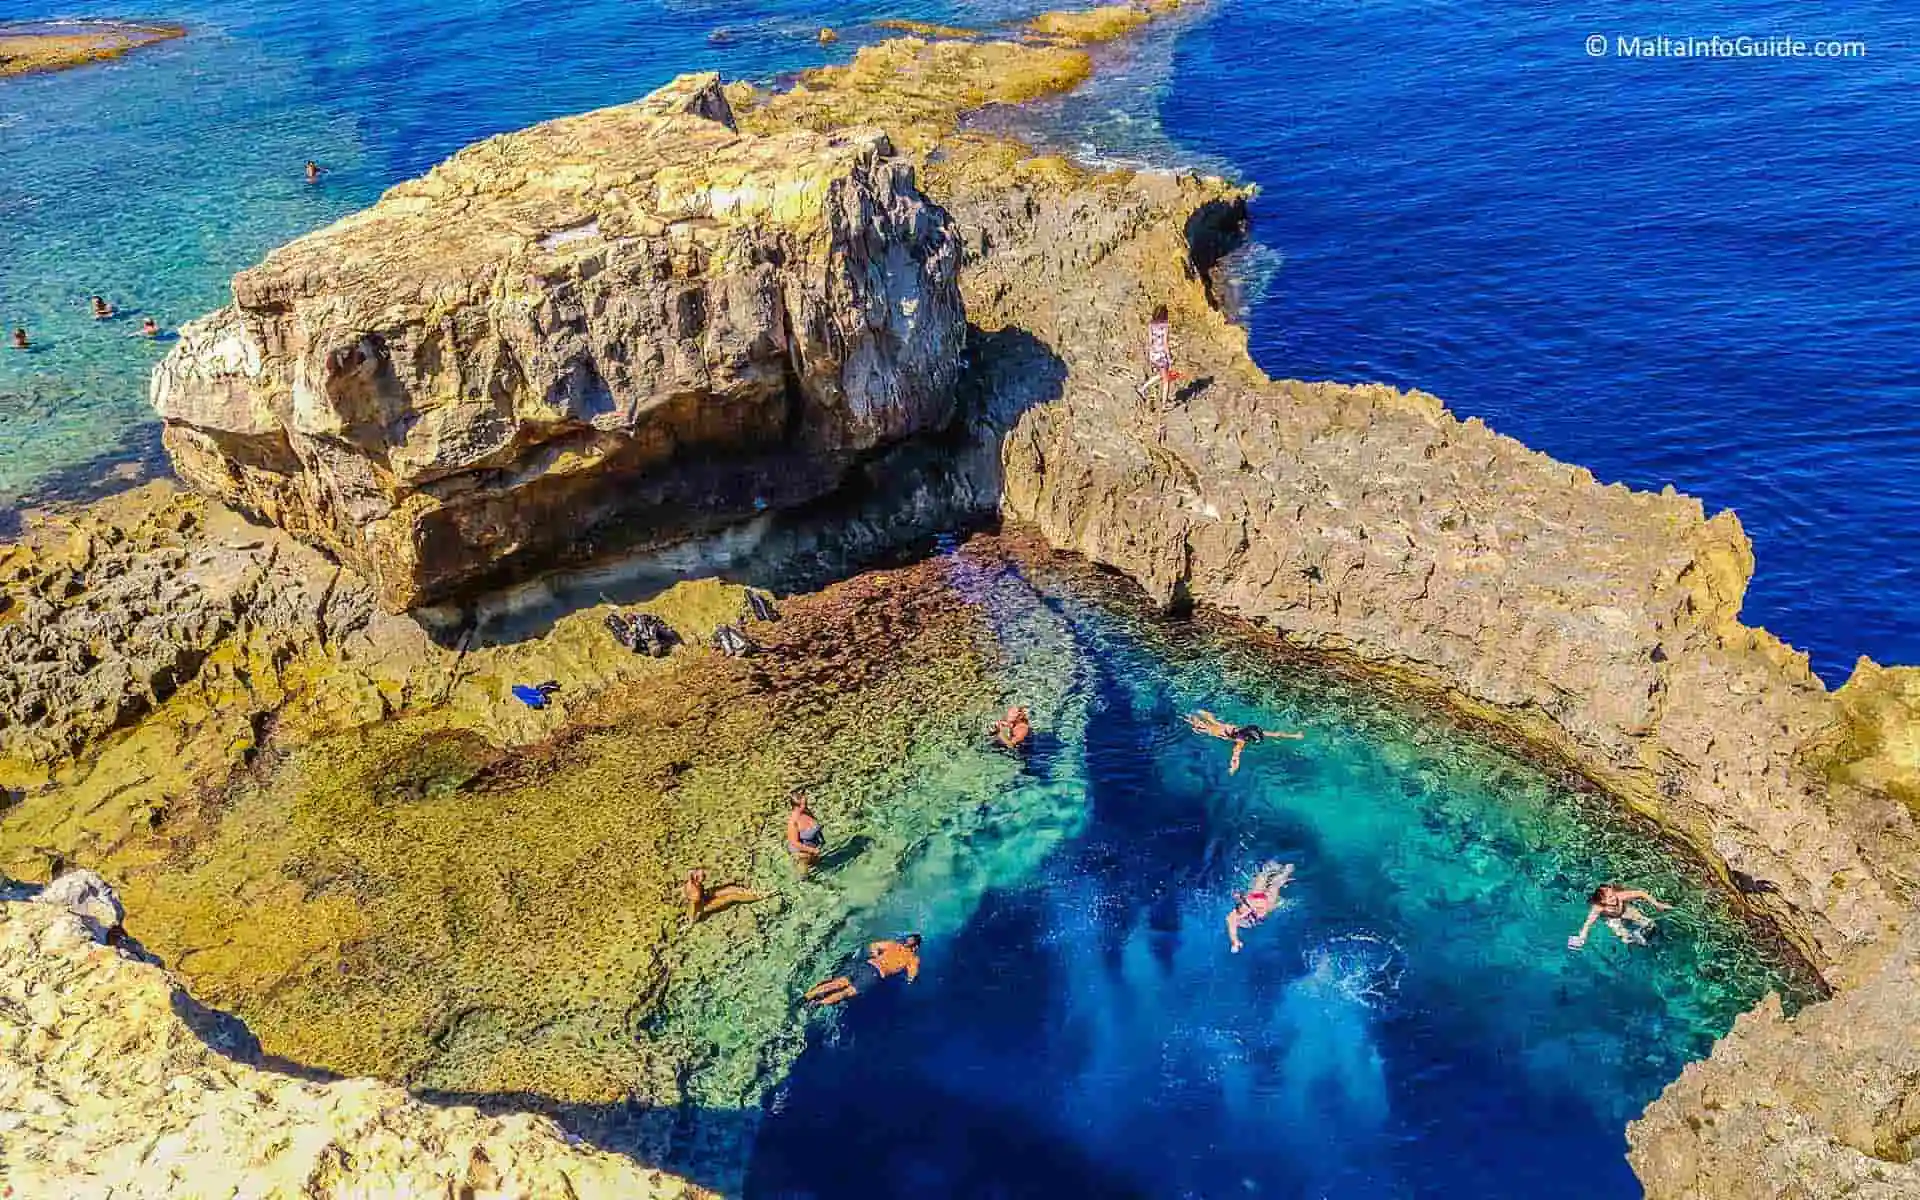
<box><xmin>1567</xmin><ymin>883</ymin><xmax>1671</xmax><ymax>949</ymax></box>
<box><xmin>1136</xmin><ymin>303</ymin><xmax>1176</xmax><ymax>407</ymax></box>
<box><xmin>786</xmin><ymin>790</ymin><xmax>826</xmax><ymax>876</ymax></box>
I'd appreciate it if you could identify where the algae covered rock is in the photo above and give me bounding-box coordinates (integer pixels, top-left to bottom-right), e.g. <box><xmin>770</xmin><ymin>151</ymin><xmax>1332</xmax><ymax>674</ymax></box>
<box><xmin>152</xmin><ymin>72</ymin><xmax>964</xmax><ymax>610</ymax></box>
<box><xmin>0</xmin><ymin>899</ymin><xmax>713</xmax><ymax>1200</ymax></box>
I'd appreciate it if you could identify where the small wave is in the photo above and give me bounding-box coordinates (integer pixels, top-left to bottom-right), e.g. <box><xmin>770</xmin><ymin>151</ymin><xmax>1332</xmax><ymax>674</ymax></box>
<box><xmin>1300</xmin><ymin>932</ymin><xmax>1405</xmax><ymax>1009</ymax></box>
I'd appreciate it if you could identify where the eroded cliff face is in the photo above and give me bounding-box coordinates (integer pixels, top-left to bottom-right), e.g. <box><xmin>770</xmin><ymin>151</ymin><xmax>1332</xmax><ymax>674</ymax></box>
<box><xmin>0</xmin><ymin>900</ymin><xmax>712</xmax><ymax>1200</ymax></box>
<box><xmin>152</xmin><ymin>72</ymin><xmax>963</xmax><ymax>610</ymax></box>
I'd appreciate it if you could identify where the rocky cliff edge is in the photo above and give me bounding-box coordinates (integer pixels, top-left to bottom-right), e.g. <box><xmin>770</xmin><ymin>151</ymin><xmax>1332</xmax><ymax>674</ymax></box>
<box><xmin>0</xmin><ymin>897</ymin><xmax>712</xmax><ymax>1199</ymax></box>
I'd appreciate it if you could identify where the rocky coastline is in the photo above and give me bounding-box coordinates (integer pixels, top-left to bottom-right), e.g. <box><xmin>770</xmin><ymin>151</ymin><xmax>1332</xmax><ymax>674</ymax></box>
<box><xmin>3</xmin><ymin>3</ymin><xmax>1916</xmax><ymax>1196</ymax></box>
<box><xmin>0</xmin><ymin>20</ymin><xmax>184</xmax><ymax>79</ymax></box>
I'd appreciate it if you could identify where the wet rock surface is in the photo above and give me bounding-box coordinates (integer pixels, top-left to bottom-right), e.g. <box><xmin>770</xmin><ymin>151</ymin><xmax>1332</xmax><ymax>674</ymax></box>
<box><xmin>153</xmin><ymin>72</ymin><xmax>964</xmax><ymax>610</ymax></box>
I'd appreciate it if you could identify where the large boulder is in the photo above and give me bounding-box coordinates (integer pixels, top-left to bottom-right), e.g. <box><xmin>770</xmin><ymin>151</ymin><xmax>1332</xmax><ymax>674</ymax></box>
<box><xmin>152</xmin><ymin>73</ymin><xmax>964</xmax><ymax>610</ymax></box>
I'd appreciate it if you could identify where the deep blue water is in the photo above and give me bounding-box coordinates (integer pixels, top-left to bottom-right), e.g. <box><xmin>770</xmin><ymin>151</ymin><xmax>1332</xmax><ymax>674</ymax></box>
<box><xmin>743</xmin><ymin>545</ymin><xmax>1807</xmax><ymax>1198</ymax></box>
<box><xmin>1160</xmin><ymin>1</ymin><xmax>1920</xmax><ymax>684</ymax></box>
<box><xmin>5</xmin><ymin>1</ymin><xmax>1913</xmax><ymax>680</ymax></box>
<box><xmin>1</xmin><ymin>3</ymin><xmax>1858</xmax><ymax>1195</ymax></box>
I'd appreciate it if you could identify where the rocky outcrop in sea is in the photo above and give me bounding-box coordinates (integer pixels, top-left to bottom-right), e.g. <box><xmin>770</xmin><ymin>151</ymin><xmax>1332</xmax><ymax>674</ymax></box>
<box><xmin>4</xmin><ymin>5</ymin><xmax>1916</xmax><ymax>1196</ymax></box>
<box><xmin>152</xmin><ymin>73</ymin><xmax>963</xmax><ymax>610</ymax></box>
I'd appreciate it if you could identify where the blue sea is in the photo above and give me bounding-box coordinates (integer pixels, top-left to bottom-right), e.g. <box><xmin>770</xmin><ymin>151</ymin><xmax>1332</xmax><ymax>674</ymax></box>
<box><xmin>0</xmin><ymin>2</ymin><xmax>1895</xmax><ymax>1194</ymax></box>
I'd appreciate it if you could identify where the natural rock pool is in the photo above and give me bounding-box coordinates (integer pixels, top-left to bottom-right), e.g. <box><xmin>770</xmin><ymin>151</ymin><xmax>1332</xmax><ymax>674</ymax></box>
<box><xmin>31</xmin><ymin>532</ymin><xmax>1811</xmax><ymax>1197</ymax></box>
<box><xmin>742</xmin><ymin>540</ymin><xmax>1813</xmax><ymax>1198</ymax></box>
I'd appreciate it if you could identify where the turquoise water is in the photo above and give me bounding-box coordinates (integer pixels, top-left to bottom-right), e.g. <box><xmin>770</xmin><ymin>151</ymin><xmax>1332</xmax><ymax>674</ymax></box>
<box><xmin>741</xmin><ymin>541</ymin><xmax>1809</xmax><ymax>1198</ymax></box>
<box><xmin>0</xmin><ymin>0</ymin><xmax>1060</xmax><ymax>504</ymax></box>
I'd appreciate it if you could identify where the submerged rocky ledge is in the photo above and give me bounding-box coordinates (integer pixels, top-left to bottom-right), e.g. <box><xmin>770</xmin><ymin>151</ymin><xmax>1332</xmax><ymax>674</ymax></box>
<box><xmin>4</xmin><ymin>3</ymin><xmax>1918</xmax><ymax>1195</ymax></box>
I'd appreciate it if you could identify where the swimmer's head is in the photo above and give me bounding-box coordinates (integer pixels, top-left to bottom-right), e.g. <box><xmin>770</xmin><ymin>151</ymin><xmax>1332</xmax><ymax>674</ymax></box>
<box><xmin>902</xmin><ymin>934</ymin><xmax>923</xmax><ymax>951</ymax></box>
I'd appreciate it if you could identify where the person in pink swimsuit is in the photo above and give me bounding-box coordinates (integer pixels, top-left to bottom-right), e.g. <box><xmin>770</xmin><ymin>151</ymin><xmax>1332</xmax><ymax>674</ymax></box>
<box><xmin>1227</xmin><ymin>861</ymin><xmax>1295</xmax><ymax>953</ymax></box>
<box><xmin>1136</xmin><ymin>303</ymin><xmax>1175</xmax><ymax>406</ymax></box>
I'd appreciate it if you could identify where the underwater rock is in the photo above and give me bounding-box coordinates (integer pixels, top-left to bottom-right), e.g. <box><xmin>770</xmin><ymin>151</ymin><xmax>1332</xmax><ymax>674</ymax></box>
<box><xmin>152</xmin><ymin>72</ymin><xmax>965</xmax><ymax>611</ymax></box>
<box><xmin>0</xmin><ymin>899</ymin><xmax>712</xmax><ymax>1199</ymax></box>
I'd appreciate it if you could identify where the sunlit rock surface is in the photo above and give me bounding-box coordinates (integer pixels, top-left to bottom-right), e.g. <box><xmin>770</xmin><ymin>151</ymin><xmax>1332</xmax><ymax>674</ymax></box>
<box><xmin>0</xmin><ymin>900</ymin><xmax>713</xmax><ymax>1199</ymax></box>
<box><xmin>152</xmin><ymin>72</ymin><xmax>963</xmax><ymax>610</ymax></box>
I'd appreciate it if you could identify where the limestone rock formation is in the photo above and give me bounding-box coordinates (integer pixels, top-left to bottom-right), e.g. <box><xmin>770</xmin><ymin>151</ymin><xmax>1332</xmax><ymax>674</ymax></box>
<box><xmin>0</xmin><ymin>899</ymin><xmax>712</xmax><ymax>1199</ymax></box>
<box><xmin>1627</xmin><ymin>924</ymin><xmax>1920</xmax><ymax>1199</ymax></box>
<box><xmin>152</xmin><ymin>72</ymin><xmax>963</xmax><ymax>610</ymax></box>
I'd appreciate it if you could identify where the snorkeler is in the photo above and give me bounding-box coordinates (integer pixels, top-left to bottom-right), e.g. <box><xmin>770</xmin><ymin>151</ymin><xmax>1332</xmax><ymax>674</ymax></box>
<box><xmin>786</xmin><ymin>789</ymin><xmax>825</xmax><ymax>876</ymax></box>
<box><xmin>990</xmin><ymin>704</ymin><xmax>1032</xmax><ymax>751</ymax></box>
<box><xmin>1185</xmin><ymin>709</ymin><xmax>1304</xmax><ymax>774</ymax></box>
<box><xmin>90</xmin><ymin>296</ymin><xmax>114</xmax><ymax>320</ymax></box>
<box><xmin>1567</xmin><ymin>883</ymin><xmax>1672</xmax><ymax>949</ymax></box>
<box><xmin>1227</xmin><ymin>861</ymin><xmax>1295</xmax><ymax>953</ymax></box>
<box><xmin>804</xmin><ymin>934</ymin><xmax>922</xmax><ymax>1007</ymax></box>
<box><xmin>683</xmin><ymin>868</ymin><xmax>763</xmax><ymax>927</ymax></box>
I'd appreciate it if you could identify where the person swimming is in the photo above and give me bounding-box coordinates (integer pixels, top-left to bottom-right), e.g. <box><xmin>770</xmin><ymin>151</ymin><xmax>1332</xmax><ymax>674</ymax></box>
<box><xmin>990</xmin><ymin>704</ymin><xmax>1032</xmax><ymax>751</ymax></box>
<box><xmin>90</xmin><ymin>296</ymin><xmax>114</xmax><ymax>320</ymax></box>
<box><xmin>1185</xmin><ymin>709</ymin><xmax>1304</xmax><ymax>774</ymax></box>
<box><xmin>305</xmin><ymin>160</ymin><xmax>324</xmax><ymax>183</ymax></box>
<box><xmin>1568</xmin><ymin>882</ymin><xmax>1671</xmax><ymax>949</ymax></box>
<box><xmin>139</xmin><ymin>317</ymin><xmax>160</xmax><ymax>338</ymax></box>
<box><xmin>785</xmin><ymin>789</ymin><xmax>825</xmax><ymax>876</ymax></box>
<box><xmin>10</xmin><ymin>327</ymin><xmax>28</xmax><ymax>351</ymax></box>
<box><xmin>1227</xmin><ymin>861</ymin><xmax>1295</xmax><ymax>953</ymax></box>
<box><xmin>683</xmin><ymin>868</ymin><xmax>763</xmax><ymax>927</ymax></box>
<box><xmin>804</xmin><ymin>934</ymin><xmax>922</xmax><ymax>1007</ymax></box>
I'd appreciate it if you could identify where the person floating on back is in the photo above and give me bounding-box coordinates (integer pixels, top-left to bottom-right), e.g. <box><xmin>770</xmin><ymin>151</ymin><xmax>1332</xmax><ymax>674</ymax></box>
<box><xmin>1135</xmin><ymin>303</ymin><xmax>1175</xmax><ymax>406</ymax></box>
<box><xmin>9</xmin><ymin>327</ymin><xmax>27</xmax><ymax>351</ymax></box>
<box><xmin>684</xmin><ymin>868</ymin><xmax>763</xmax><ymax>927</ymax></box>
<box><xmin>786</xmin><ymin>789</ymin><xmax>825</xmax><ymax>876</ymax></box>
<box><xmin>990</xmin><ymin>704</ymin><xmax>1032</xmax><ymax>751</ymax></box>
<box><xmin>90</xmin><ymin>296</ymin><xmax>114</xmax><ymax>320</ymax></box>
<box><xmin>1227</xmin><ymin>861</ymin><xmax>1294</xmax><ymax>953</ymax></box>
<box><xmin>1185</xmin><ymin>709</ymin><xmax>1303</xmax><ymax>774</ymax></box>
<box><xmin>1568</xmin><ymin>882</ymin><xmax>1671</xmax><ymax>949</ymax></box>
<box><xmin>805</xmin><ymin>934</ymin><xmax>922</xmax><ymax>1007</ymax></box>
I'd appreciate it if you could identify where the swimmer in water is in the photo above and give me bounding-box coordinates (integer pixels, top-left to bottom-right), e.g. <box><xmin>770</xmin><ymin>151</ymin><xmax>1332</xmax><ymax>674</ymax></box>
<box><xmin>90</xmin><ymin>296</ymin><xmax>114</xmax><ymax>320</ymax></box>
<box><xmin>1227</xmin><ymin>861</ymin><xmax>1294</xmax><ymax>953</ymax></box>
<box><xmin>139</xmin><ymin>317</ymin><xmax>160</xmax><ymax>338</ymax></box>
<box><xmin>10</xmin><ymin>327</ymin><xmax>27</xmax><ymax>351</ymax></box>
<box><xmin>305</xmin><ymin>160</ymin><xmax>324</xmax><ymax>183</ymax></box>
<box><xmin>990</xmin><ymin>704</ymin><xmax>1032</xmax><ymax>751</ymax></box>
<box><xmin>785</xmin><ymin>789</ymin><xmax>825</xmax><ymax>876</ymax></box>
<box><xmin>804</xmin><ymin>934</ymin><xmax>922</xmax><ymax>1007</ymax></box>
<box><xmin>1568</xmin><ymin>882</ymin><xmax>1671</xmax><ymax>949</ymax></box>
<box><xmin>683</xmin><ymin>868</ymin><xmax>763</xmax><ymax>927</ymax></box>
<box><xmin>1185</xmin><ymin>709</ymin><xmax>1304</xmax><ymax>774</ymax></box>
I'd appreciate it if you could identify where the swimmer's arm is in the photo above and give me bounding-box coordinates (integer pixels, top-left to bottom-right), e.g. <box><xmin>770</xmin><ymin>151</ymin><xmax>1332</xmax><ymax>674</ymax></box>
<box><xmin>1229</xmin><ymin>740</ymin><xmax>1245</xmax><ymax>774</ymax></box>
<box><xmin>905</xmin><ymin>958</ymin><xmax>919</xmax><ymax>983</ymax></box>
<box><xmin>1572</xmin><ymin>908</ymin><xmax>1600</xmax><ymax>940</ymax></box>
<box><xmin>1226</xmin><ymin>909</ymin><xmax>1244</xmax><ymax>952</ymax></box>
<box><xmin>1618</xmin><ymin>889</ymin><xmax>1671</xmax><ymax>910</ymax></box>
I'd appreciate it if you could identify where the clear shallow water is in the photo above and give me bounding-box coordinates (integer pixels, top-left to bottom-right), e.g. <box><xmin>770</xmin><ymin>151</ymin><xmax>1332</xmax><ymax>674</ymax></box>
<box><xmin>9</xmin><ymin>1</ymin><xmax>1910</xmax><ymax>683</ymax></box>
<box><xmin>744</xmin><ymin>543</ymin><xmax>1809</xmax><ymax>1199</ymax></box>
<box><xmin>1157</xmin><ymin>0</ymin><xmax>1920</xmax><ymax>683</ymax></box>
<box><xmin>0</xmin><ymin>0</ymin><xmax>1054</xmax><ymax>505</ymax></box>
